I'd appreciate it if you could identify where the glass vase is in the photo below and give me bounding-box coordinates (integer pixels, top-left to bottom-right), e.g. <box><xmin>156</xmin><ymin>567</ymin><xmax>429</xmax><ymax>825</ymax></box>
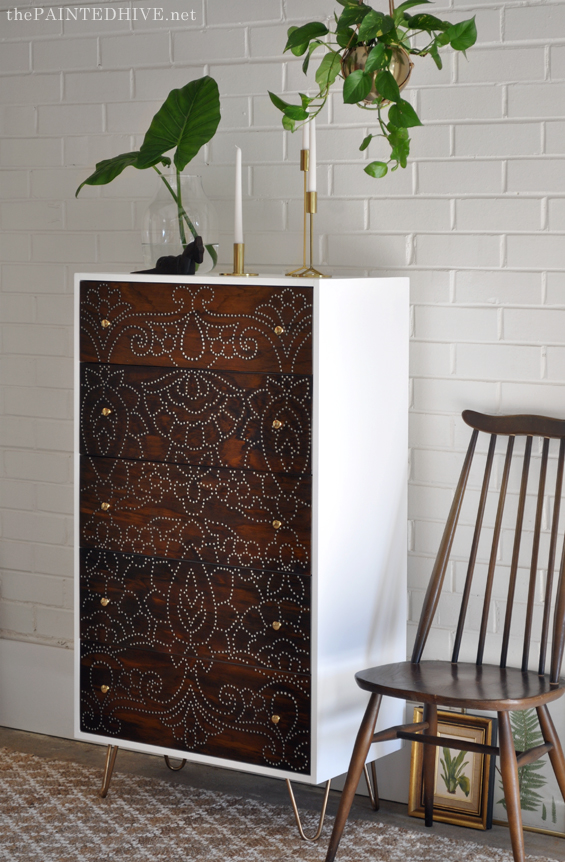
<box><xmin>142</xmin><ymin>172</ymin><xmax>219</xmax><ymax>274</ymax></box>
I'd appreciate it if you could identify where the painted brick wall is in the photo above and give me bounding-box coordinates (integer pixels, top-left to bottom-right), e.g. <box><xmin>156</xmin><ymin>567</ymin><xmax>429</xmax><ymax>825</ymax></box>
<box><xmin>0</xmin><ymin>0</ymin><xmax>564</xmax><ymax>678</ymax></box>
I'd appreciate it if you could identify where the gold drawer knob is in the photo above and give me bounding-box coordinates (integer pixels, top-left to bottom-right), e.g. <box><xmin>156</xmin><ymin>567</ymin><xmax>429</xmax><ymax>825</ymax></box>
<box><xmin>271</xmin><ymin>714</ymin><xmax>280</xmax><ymax>725</ymax></box>
<box><xmin>272</xmin><ymin>621</ymin><xmax>282</xmax><ymax>631</ymax></box>
<box><xmin>100</xmin><ymin>597</ymin><xmax>110</xmax><ymax>607</ymax></box>
<box><xmin>272</xmin><ymin>419</ymin><xmax>282</xmax><ymax>430</ymax></box>
<box><xmin>274</xmin><ymin>325</ymin><xmax>284</xmax><ymax>335</ymax></box>
<box><xmin>101</xmin><ymin>502</ymin><xmax>110</xmax><ymax>511</ymax></box>
<box><xmin>272</xmin><ymin>520</ymin><xmax>281</xmax><ymax>530</ymax></box>
<box><xmin>100</xmin><ymin>685</ymin><xmax>109</xmax><ymax>694</ymax></box>
<box><xmin>101</xmin><ymin>407</ymin><xmax>112</xmax><ymax>417</ymax></box>
<box><xmin>101</xmin><ymin>319</ymin><xmax>111</xmax><ymax>328</ymax></box>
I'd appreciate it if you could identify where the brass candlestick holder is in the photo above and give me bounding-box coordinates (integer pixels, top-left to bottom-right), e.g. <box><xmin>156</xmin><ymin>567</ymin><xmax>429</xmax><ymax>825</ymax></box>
<box><xmin>220</xmin><ymin>242</ymin><xmax>258</xmax><ymax>277</ymax></box>
<box><xmin>287</xmin><ymin>151</ymin><xmax>330</xmax><ymax>279</ymax></box>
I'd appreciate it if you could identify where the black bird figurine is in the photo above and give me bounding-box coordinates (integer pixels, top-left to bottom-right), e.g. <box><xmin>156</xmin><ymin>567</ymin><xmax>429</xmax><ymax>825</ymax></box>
<box><xmin>134</xmin><ymin>236</ymin><xmax>205</xmax><ymax>276</ymax></box>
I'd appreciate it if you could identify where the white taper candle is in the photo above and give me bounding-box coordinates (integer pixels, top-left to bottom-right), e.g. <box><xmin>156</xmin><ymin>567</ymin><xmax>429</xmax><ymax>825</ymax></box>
<box><xmin>307</xmin><ymin>118</ymin><xmax>316</xmax><ymax>192</ymax></box>
<box><xmin>302</xmin><ymin>121</ymin><xmax>310</xmax><ymax>152</ymax></box>
<box><xmin>234</xmin><ymin>146</ymin><xmax>243</xmax><ymax>244</ymax></box>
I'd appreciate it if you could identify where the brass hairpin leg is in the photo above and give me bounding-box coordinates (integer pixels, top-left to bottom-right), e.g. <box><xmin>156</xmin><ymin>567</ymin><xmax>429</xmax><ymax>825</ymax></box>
<box><xmin>286</xmin><ymin>778</ymin><xmax>332</xmax><ymax>841</ymax></box>
<box><xmin>363</xmin><ymin>761</ymin><xmax>380</xmax><ymax>810</ymax></box>
<box><xmin>99</xmin><ymin>745</ymin><xmax>119</xmax><ymax>798</ymax></box>
<box><xmin>164</xmin><ymin>756</ymin><xmax>187</xmax><ymax>772</ymax></box>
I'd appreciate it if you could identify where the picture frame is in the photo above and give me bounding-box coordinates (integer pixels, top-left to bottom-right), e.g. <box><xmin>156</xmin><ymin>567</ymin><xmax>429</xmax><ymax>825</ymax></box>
<box><xmin>408</xmin><ymin>707</ymin><xmax>497</xmax><ymax>831</ymax></box>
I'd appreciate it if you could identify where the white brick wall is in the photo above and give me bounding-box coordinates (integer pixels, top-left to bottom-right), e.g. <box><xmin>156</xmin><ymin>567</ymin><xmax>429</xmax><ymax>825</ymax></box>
<box><xmin>1</xmin><ymin>0</ymin><xmax>565</xmax><ymax>679</ymax></box>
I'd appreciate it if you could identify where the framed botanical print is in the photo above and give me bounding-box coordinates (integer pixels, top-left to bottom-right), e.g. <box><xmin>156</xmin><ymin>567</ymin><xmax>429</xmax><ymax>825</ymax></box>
<box><xmin>408</xmin><ymin>707</ymin><xmax>497</xmax><ymax>830</ymax></box>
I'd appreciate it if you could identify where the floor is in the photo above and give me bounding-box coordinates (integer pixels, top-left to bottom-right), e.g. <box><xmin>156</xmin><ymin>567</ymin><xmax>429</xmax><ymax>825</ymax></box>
<box><xmin>1</xmin><ymin>726</ymin><xmax>563</xmax><ymax>860</ymax></box>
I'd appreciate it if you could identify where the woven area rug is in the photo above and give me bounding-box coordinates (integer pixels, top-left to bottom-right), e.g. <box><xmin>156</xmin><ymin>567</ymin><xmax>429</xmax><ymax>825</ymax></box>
<box><xmin>0</xmin><ymin>748</ymin><xmax>559</xmax><ymax>862</ymax></box>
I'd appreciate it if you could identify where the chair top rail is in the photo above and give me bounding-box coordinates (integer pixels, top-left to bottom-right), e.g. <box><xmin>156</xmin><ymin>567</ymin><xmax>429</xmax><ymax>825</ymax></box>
<box><xmin>463</xmin><ymin>410</ymin><xmax>565</xmax><ymax>439</ymax></box>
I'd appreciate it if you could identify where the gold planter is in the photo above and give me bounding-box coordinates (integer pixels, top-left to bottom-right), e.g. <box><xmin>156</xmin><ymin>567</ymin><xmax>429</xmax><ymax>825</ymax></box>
<box><xmin>341</xmin><ymin>45</ymin><xmax>413</xmax><ymax>105</ymax></box>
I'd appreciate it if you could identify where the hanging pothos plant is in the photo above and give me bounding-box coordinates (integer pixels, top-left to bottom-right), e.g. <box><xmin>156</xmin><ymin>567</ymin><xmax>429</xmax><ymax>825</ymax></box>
<box><xmin>76</xmin><ymin>76</ymin><xmax>221</xmax><ymax>263</ymax></box>
<box><xmin>269</xmin><ymin>0</ymin><xmax>477</xmax><ymax>178</ymax></box>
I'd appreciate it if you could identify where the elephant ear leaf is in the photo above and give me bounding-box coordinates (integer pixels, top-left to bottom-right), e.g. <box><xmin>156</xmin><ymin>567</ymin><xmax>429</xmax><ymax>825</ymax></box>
<box><xmin>75</xmin><ymin>151</ymin><xmax>146</xmax><ymax>196</ymax></box>
<box><xmin>138</xmin><ymin>75</ymin><xmax>221</xmax><ymax>171</ymax></box>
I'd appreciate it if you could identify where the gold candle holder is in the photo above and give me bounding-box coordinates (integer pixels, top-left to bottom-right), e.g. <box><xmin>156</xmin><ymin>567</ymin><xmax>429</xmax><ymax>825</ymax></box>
<box><xmin>287</xmin><ymin>156</ymin><xmax>330</xmax><ymax>279</ymax></box>
<box><xmin>220</xmin><ymin>242</ymin><xmax>258</xmax><ymax>277</ymax></box>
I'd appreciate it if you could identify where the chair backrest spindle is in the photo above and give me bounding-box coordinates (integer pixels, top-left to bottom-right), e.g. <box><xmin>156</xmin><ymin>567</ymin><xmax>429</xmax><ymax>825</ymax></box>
<box><xmin>452</xmin><ymin>434</ymin><xmax>497</xmax><ymax>664</ymax></box>
<box><xmin>500</xmin><ymin>436</ymin><xmax>532</xmax><ymax>669</ymax></box>
<box><xmin>522</xmin><ymin>437</ymin><xmax>549</xmax><ymax>672</ymax></box>
<box><xmin>539</xmin><ymin>438</ymin><xmax>565</xmax><ymax>676</ymax></box>
<box><xmin>411</xmin><ymin>429</ymin><xmax>478</xmax><ymax>664</ymax></box>
<box><xmin>476</xmin><ymin>435</ymin><xmax>514</xmax><ymax>666</ymax></box>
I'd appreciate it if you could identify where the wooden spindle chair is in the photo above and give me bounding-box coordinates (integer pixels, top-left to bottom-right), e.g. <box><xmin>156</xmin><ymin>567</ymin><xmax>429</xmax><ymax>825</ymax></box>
<box><xmin>325</xmin><ymin>411</ymin><xmax>565</xmax><ymax>862</ymax></box>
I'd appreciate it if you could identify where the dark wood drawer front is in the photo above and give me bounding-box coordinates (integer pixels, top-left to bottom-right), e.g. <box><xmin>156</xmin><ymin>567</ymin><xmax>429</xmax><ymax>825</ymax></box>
<box><xmin>80</xmin><ymin>549</ymin><xmax>310</xmax><ymax>675</ymax></box>
<box><xmin>80</xmin><ymin>364</ymin><xmax>312</xmax><ymax>477</ymax></box>
<box><xmin>80</xmin><ymin>457</ymin><xmax>311</xmax><ymax>574</ymax></box>
<box><xmin>80</xmin><ymin>644</ymin><xmax>310</xmax><ymax>774</ymax></box>
<box><xmin>80</xmin><ymin>281</ymin><xmax>313</xmax><ymax>375</ymax></box>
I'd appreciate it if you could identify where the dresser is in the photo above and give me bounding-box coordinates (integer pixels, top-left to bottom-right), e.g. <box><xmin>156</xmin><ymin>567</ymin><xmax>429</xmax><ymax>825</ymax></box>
<box><xmin>74</xmin><ymin>273</ymin><xmax>408</xmax><ymax>786</ymax></box>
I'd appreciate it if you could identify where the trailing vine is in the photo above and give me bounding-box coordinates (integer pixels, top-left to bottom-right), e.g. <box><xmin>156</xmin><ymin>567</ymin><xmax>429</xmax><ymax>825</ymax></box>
<box><xmin>269</xmin><ymin>0</ymin><xmax>477</xmax><ymax>177</ymax></box>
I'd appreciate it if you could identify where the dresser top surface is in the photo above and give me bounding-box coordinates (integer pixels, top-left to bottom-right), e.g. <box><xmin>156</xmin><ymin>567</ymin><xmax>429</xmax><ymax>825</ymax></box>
<box><xmin>74</xmin><ymin>273</ymin><xmax>409</xmax><ymax>289</ymax></box>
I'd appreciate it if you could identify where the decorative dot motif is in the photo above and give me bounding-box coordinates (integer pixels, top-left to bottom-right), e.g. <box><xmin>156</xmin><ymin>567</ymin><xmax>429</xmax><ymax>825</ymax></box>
<box><xmin>80</xmin><ymin>281</ymin><xmax>313</xmax><ymax>375</ymax></box>
<box><xmin>80</xmin><ymin>364</ymin><xmax>312</xmax><ymax>477</ymax></box>
<box><xmin>78</xmin><ymin>279</ymin><xmax>314</xmax><ymax>775</ymax></box>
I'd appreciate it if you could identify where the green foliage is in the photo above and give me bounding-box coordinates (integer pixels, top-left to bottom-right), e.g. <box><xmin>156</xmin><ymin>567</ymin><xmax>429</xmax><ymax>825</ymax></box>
<box><xmin>269</xmin><ymin>0</ymin><xmax>477</xmax><ymax>177</ymax></box>
<box><xmin>76</xmin><ymin>76</ymin><xmax>221</xmax><ymax>259</ymax></box>
<box><xmin>498</xmin><ymin>710</ymin><xmax>548</xmax><ymax>813</ymax></box>
<box><xmin>440</xmin><ymin>748</ymin><xmax>471</xmax><ymax>797</ymax></box>
<box><xmin>76</xmin><ymin>76</ymin><xmax>221</xmax><ymax>197</ymax></box>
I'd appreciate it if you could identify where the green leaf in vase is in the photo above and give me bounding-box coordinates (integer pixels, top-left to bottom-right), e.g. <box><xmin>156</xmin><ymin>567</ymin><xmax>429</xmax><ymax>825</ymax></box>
<box><xmin>137</xmin><ymin>76</ymin><xmax>221</xmax><ymax>172</ymax></box>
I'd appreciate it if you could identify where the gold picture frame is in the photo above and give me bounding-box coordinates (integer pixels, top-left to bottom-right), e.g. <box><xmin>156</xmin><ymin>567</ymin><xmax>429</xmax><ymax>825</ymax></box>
<box><xmin>408</xmin><ymin>708</ymin><xmax>497</xmax><ymax>830</ymax></box>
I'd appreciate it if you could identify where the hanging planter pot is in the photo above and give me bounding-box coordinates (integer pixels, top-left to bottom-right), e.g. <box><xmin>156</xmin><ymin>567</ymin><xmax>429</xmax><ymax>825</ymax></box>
<box><xmin>341</xmin><ymin>44</ymin><xmax>413</xmax><ymax>105</ymax></box>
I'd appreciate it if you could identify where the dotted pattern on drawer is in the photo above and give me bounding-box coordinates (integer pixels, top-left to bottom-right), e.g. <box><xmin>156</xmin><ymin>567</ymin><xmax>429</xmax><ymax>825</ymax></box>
<box><xmin>80</xmin><ymin>456</ymin><xmax>311</xmax><ymax>574</ymax></box>
<box><xmin>80</xmin><ymin>281</ymin><xmax>313</xmax><ymax>375</ymax></box>
<box><xmin>80</xmin><ymin>643</ymin><xmax>310</xmax><ymax>773</ymax></box>
<box><xmin>80</xmin><ymin>549</ymin><xmax>311</xmax><ymax>675</ymax></box>
<box><xmin>80</xmin><ymin>364</ymin><xmax>312</xmax><ymax>477</ymax></box>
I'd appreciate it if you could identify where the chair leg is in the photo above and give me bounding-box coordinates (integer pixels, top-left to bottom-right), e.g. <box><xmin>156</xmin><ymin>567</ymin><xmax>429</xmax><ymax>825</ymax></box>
<box><xmin>498</xmin><ymin>711</ymin><xmax>525</xmax><ymax>862</ymax></box>
<box><xmin>324</xmin><ymin>693</ymin><xmax>382</xmax><ymax>862</ymax></box>
<box><xmin>422</xmin><ymin>703</ymin><xmax>437</xmax><ymax>827</ymax></box>
<box><xmin>537</xmin><ymin>704</ymin><xmax>565</xmax><ymax>802</ymax></box>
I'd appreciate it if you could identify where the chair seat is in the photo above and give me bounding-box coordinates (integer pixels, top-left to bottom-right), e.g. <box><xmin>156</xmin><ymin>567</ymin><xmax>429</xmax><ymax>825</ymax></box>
<box><xmin>355</xmin><ymin>660</ymin><xmax>565</xmax><ymax>710</ymax></box>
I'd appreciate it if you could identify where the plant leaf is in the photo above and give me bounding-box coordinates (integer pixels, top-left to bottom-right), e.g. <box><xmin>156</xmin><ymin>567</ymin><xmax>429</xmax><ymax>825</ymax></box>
<box><xmin>336</xmin><ymin>27</ymin><xmax>358</xmax><ymax>49</ymax></box>
<box><xmin>75</xmin><ymin>151</ymin><xmax>143</xmax><ymax>196</ymax></box>
<box><xmin>302</xmin><ymin>40</ymin><xmax>321</xmax><ymax>74</ymax></box>
<box><xmin>429</xmin><ymin>42</ymin><xmax>443</xmax><ymax>69</ymax></box>
<box><xmin>359</xmin><ymin>134</ymin><xmax>373</xmax><ymax>151</ymax></box>
<box><xmin>315</xmin><ymin>52</ymin><xmax>342</xmax><ymax>91</ymax></box>
<box><xmin>404</xmin><ymin>12</ymin><xmax>449</xmax><ymax>32</ymax></box>
<box><xmin>365</xmin><ymin>43</ymin><xmax>387</xmax><ymax>73</ymax></box>
<box><xmin>365</xmin><ymin>160</ymin><xmax>388</xmax><ymax>178</ymax></box>
<box><xmin>282</xmin><ymin>115</ymin><xmax>296</xmax><ymax>131</ymax></box>
<box><xmin>284</xmin><ymin>22</ymin><xmax>329</xmax><ymax>54</ymax></box>
<box><xmin>445</xmin><ymin>17</ymin><xmax>477</xmax><ymax>51</ymax></box>
<box><xmin>388</xmin><ymin>99</ymin><xmax>422</xmax><ymax>128</ymax></box>
<box><xmin>458</xmin><ymin>775</ymin><xmax>471</xmax><ymax>797</ymax></box>
<box><xmin>337</xmin><ymin>3</ymin><xmax>371</xmax><ymax>30</ymax></box>
<box><xmin>269</xmin><ymin>92</ymin><xmax>309</xmax><ymax>120</ymax></box>
<box><xmin>343</xmin><ymin>69</ymin><xmax>373</xmax><ymax>104</ymax></box>
<box><xmin>269</xmin><ymin>91</ymin><xmax>292</xmax><ymax>113</ymax></box>
<box><xmin>358</xmin><ymin>9</ymin><xmax>385</xmax><ymax>42</ymax></box>
<box><xmin>137</xmin><ymin>76</ymin><xmax>221</xmax><ymax>172</ymax></box>
<box><xmin>394</xmin><ymin>0</ymin><xmax>431</xmax><ymax>16</ymax></box>
<box><xmin>376</xmin><ymin>70</ymin><xmax>401</xmax><ymax>102</ymax></box>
